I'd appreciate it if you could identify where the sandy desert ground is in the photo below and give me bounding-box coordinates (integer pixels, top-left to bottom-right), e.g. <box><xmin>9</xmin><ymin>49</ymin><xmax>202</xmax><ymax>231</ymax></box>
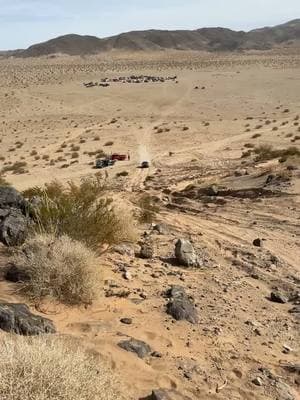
<box><xmin>0</xmin><ymin>51</ymin><xmax>300</xmax><ymax>400</ymax></box>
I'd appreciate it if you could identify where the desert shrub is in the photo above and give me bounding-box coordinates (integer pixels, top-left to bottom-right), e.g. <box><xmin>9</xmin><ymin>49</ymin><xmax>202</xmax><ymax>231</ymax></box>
<box><xmin>0</xmin><ymin>174</ymin><xmax>9</xmax><ymax>186</ymax></box>
<box><xmin>23</xmin><ymin>177</ymin><xmax>136</xmax><ymax>249</ymax></box>
<box><xmin>71</xmin><ymin>152</ymin><xmax>79</xmax><ymax>159</ymax></box>
<box><xmin>104</xmin><ymin>141</ymin><xmax>114</xmax><ymax>146</ymax></box>
<box><xmin>254</xmin><ymin>145</ymin><xmax>300</xmax><ymax>162</ymax></box>
<box><xmin>71</xmin><ymin>145</ymin><xmax>80</xmax><ymax>151</ymax></box>
<box><xmin>0</xmin><ymin>335</ymin><xmax>124</xmax><ymax>400</ymax></box>
<box><xmin>138</xmin><ymin>194</ymin><xmax>160</xmax><ymax>224</ymax></box>
<box><xmin>116</xmin><ymin>171</ymin><xmax>129</xmax><ymax>178</ymax></box>
<box><xmin>12</xmin><ymin>234</ymin><xmax>101</xmax><ymax>304</ymax></box>
<box><xmin>2</xmin><ymin>161</ymin><xmax>27</xmax><ymax>175</ymax></box>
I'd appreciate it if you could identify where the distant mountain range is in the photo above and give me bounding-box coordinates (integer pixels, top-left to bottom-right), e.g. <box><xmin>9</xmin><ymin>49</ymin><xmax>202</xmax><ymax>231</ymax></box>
<box><xmin>1</xmin><ymin>19</ymin><xmax>300</xmax><ymax>57</ymax></box>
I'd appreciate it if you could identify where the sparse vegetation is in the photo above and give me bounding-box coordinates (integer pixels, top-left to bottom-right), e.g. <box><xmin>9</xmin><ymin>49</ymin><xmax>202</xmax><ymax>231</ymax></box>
<box><xmin>252</xmin><ymin>133</ymin><xmax>261</xmax><ymax>139</ymax></box>
<box><xmin>12</xmin><ymin>234</ymin><xmax>101</xmax><ymax>304</ymax></box>
<box><xmin>104</xmin><ymin>141</ymin><xmax>114</xmax><ymax>146</ymax></box>
<box><xmin>0</xmin><ymin>173</ymin><xmax>9</xmax><ymax>186</ymax></box>
<box><xmin>23</xmin><ymin>178</ymin><xmax>136</xmax><ymax>249</ymax></box>
<box><xmin>0</xmin><ymin>335</ymin><xmax>123</xmax><ymax>400</ymax></box>
<box><xmin>138</xmin><ymin>194</ymin><xmax>160</xmax><ymax>223</ymax></box>
<box><xmin>254</xmin><ymin>145</ymin><xmax>300</xmax><ymax>162</ymax></box>
<box><xmin>2</xmin><ymin>161</ymin><xmax>27</xmax><ymax>175</ymax></box>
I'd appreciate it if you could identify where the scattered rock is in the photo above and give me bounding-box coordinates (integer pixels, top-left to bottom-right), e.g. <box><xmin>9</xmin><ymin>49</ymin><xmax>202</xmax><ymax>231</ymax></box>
<box><xmin>252</xmin><ymin>377</ymin><xmax>263</xmax><ymax>386</ymax></box>
<box><xmin>0</xmin><ymin>186</ymin><xmax>27</xmax><ymax>212</ymax></box>
<box><xmin>114</xmin><ymin>244</ymin><xmax>135</xmax><ymax>257</ymax></box>
<box><xmin>0</xmin><ymin>303</ymin><xmax>56</xmax><ymax>335</ymax></box>
<box><xmin>166</xmin><ymin>286</ymin><xmax>198</xmax><ymax>324</ymax></box>
<box><xmin>141</xmin><ymin>390</ymin><xmax>172</xmax><ymax>400</ymax></box>
<box><xmin>175</xmin><ymin>239</ymin><xmax>201</xmax><ymax>267</ymax></box>
<box><xmin>253</xmin><ymin>238</ymin><xmax>262</xmax><ymax>247</ymax></box>
<box><xmin>120</xmin><ymin>318</ymin><xmax>132</xmax><ymax>325</ymax></box>
<box><xmin>118</xmin><ymin>338</ymin><xmax>152</xmax><ymax>359</ymax></box>
<box><xmin>0</xmin><ymin>208</ymin><xmax>28</xmax><ymax>246</ymax></box>
<box><xmin>140</xmin><ymin>390</ymin><xmax>190</xmax><ymax>400</ymax></box>
<box><xmin>270</xmin><ymin>291</ymin><xmax>289</xmax><ymax>304</ymax></box>
<box><xmin>123</xmin><ymin>270</ymin><xmax>132</xmax><ymax>281</ymax></box>
<box><xmin>276</xmin><ymin>381</ymin><xmax>295</xmax><ymax>400</ymax></box>
<box><xmin>139</xmin><ymin>242</ymin><xmax>154</xmax><ymax>259</ymax></box>
<box><xmin>153</xmin><ymin>223</ymin><xmax>169</xmax><ymax>235</ymax></box>
<box><xmin>0</xmin><ymin>187</ymin><xmax>30</xmax><ymax>247</ymax></box>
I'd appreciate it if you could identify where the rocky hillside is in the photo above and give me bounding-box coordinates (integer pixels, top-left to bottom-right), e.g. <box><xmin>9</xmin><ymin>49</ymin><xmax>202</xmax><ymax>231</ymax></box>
<box><xmin>4</xmin><ymin>19</ymin><xmax>300</xmax><ymax>57</ymax></box>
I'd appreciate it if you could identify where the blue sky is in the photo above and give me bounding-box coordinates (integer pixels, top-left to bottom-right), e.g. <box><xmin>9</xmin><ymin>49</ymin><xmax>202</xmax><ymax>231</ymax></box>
<box><xmin>0</xmin><ymin>0</ymin><xmax>299</xmax><ymax>50</ymax></box>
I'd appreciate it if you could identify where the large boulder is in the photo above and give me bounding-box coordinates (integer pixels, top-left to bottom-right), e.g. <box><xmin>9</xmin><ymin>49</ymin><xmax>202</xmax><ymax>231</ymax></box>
<box><xmin>0</xmin><ymin>208</ymin><xmax>28</xmax><ymax>246</ymax></box>
<box><xmin>175</xmin><ymin>239</ymin><xmax>201</xmax><ymax>267</ymax></box>
<box><xmin>0</xmin><ymin>187</ymin><xmax>30</xmax><ymax>246</ymax></box>
<box><xmin>166</xmin><ymin>286</ymin><xmax>198</xmax><ymax>324</ymax></box>
<box><xmin>0</xmin><ymin>186</ymin><xmax>27</xmax><ymax>212</ymax></box>
<box><xmin>0</xmin><ymin>303</ymin><xmax>56</xmax><ymax>335</ymax></box>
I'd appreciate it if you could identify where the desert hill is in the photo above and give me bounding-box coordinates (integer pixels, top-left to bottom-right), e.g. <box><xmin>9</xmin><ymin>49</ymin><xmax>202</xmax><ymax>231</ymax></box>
<box><xmin>3</xmin><ymin>19</ymin><xmax>300</xmax><ymax>57</ymax></box>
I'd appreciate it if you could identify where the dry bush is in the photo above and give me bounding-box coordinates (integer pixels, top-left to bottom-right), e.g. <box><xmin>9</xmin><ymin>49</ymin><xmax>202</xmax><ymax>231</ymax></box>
<box><xmin>23</xmin><ymin>177</ymin><xmax>137</xmax><ymax>249</ymax></box>
<box><xmin>138</xmin><ymin>194</ymin><xmax>160</xmax><ymax>224</ymax></box>
<box><xmin>254</xmin><ymin>145</ymin><xmax>300</xmax><ymax>162</ymax></box>
<box><xmin>2</xmin><ymin>161</ymin><xmax>27</xmax><ymax>175</ymax></box>
<box><xmin>12</xmin><ymin>234</ymin><xmax>101</xmax><ymax>305</ymax></box>
<box><xmin>0</xmin><ymin>335</ymin><xmax>124</xmax><ymax>400</ymax></box>
<box><xmin>0</xmin><ymin>173</ymin><xmax>9</xmax><ymax>186</ymax></box>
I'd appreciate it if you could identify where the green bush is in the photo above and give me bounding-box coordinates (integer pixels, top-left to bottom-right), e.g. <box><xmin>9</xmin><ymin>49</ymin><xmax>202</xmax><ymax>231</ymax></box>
<box><xmin>23</xmin><ymin>177</ymin><xmax>136</xmax><ymax>249</ymax></box>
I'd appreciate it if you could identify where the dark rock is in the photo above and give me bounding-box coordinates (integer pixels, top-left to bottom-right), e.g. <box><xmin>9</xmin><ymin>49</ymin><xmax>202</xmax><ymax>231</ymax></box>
<box><xmin>0</xmin><ymin>303</ymin><xmax>56</xmax><ymax>335</ymax></box>
<box><xmin>252</xmin><ymin>377</ymin><xmax>263</xmax><ymax>386</ymax></box>
<box><xmin>114</xmin><ymin>244</ymin><xmax>135</xmax><ymax>257</ymax></box>
<box><xmin>288</xmin><ymin>306</ymin><xmax>300</xmax><ymax>318</ymax></box>
<box><xmin>151</xmin><ymin>351</ymin><xmax>162</xmax><ymax>358</ymax></box>
<box><xmin>4</xmin><ymin>264</ymin><xmax>30</xmax><ymax>283</ymax></box>
<box><xmin>120</xmin><ymin>318</ymin><xmax>132</xmax><ymax>325</ymax></box>
<box><xmin>166</xmin><ymin>286</ymin><xmax>198</xmax><ymax>324</ymax></box>
<box><xmin>0</xmin><ymin>186</ymin><xmax>27</xmax><ymax>212</ymax></box>
<box><xmin>270</xmin><ymin>291</ymin><xmax>289</xmax><ymax>304</ymax></box>
<box><xmin>0</xmin><ymin>208</ymin><xmax>28</xmax><ymax>246</ymax></box>
<box><xmin>140</xmin><ymin>390</ymin><xmax>189</xmax><ymax>400</ymax></box>
<box><xmin>146</xmin><ymin>390</ymin><xmax>172</xmax><ymax>400</ymax></box>
<box><xmin>153</xmin><ymin>224</ymin><xmax>169</xmax><ymax>235</ymax></box>
<box><xmin>204</xmin><ymin>185</ymin><xmax>219</xmax><ymax>196</ymax></box>
<box><xmin>175</xmin><ymin>239</ymin><xmax>201</xmax><ymax>267</ymax></box>
<box><xmin>253</xmin><ymin>238</ymin><xmax>262</xmax><ymax>247</ymax></box>
<box><xmin>139</xmin><ymin>242</ymin><xmax>154</xmax><ymax>259</ymax></box>
<box><xmin>118</xmin><ymin>338</ymin><xmax>151</xmax><ymax>359</ymax></box>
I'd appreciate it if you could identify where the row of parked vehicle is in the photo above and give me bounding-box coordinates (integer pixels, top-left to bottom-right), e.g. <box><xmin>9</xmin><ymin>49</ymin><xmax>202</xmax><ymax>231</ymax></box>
<box><xmin>95</xmin><ymin>153</ymin><xmax>150</xmax><ymax>169</ymax></box>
